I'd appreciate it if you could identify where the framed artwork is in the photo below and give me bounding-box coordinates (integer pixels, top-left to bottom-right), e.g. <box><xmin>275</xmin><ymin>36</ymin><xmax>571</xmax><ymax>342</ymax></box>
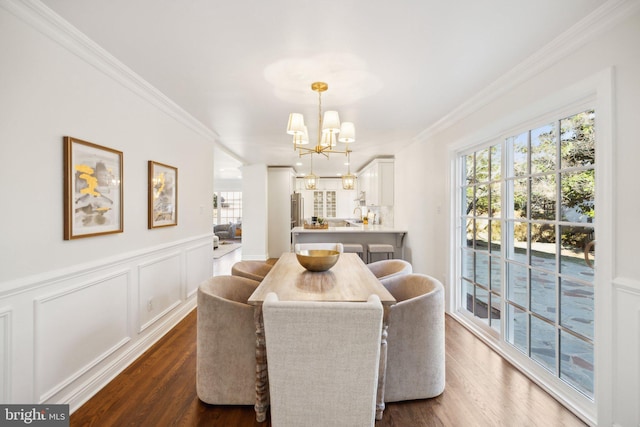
<box><xmin>63</xmin><ymin>136</ymin><xmax>124</xmax><ymax>239</ymax></box>
<box><xmin>148</xmin><ymin>161</ymin><xmax>178</xmax><ymax>228</ymax></box>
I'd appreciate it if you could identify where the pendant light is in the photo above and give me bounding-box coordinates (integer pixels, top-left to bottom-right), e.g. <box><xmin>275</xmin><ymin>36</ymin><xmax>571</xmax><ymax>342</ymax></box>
<box><xmin>342</xmin><ymin>150</ymin><xmax>356</xmax><ymax>190</ymax></box>
<box><xmin>304</xmin><ymin>154</ymin><xmax>317</xmax><ymax>190</ymax></box>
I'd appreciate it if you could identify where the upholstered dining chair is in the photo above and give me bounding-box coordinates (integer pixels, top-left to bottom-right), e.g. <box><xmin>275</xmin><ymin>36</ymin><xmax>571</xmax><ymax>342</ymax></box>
<box><xmin>231</xmin><ymin>260</ymin><xmax>273</xmax><ymax>282</ymax></box>
<box><xmin>262</xmin><ymin>292</ymin><xmax>383</xmax><ymax>427</ymax></box>
<box><xmin>381</xmin><ymin>273</ymin><xmax>445</xmax><ymax>402</ymax></box>
<box><xmin>196</xmin><ymin>275</ymin><xmax>260</xmax><ymax>405</ymax></box>
<box><xmin>294</xmin><ymin>242</ymin><xmax>344</xmax><ymax>253</ymax></box>
<box><xmin>366</xmin><ymin>259</ymin><xmax>413</xmax><ymax>282</ymax></box>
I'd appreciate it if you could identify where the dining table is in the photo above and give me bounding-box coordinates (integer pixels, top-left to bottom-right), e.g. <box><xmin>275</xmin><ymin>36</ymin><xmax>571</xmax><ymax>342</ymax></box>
<box><xmin>247</xmin><ymin>252</ymin><xmax>396</xmax><ymax>422</ymax></box>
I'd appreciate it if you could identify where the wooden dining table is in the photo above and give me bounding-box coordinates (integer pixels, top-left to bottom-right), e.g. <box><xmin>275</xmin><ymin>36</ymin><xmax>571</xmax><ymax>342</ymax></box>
<box><xmin>247</xmin><ymin>252</ymin><xmax>396</xmax><ymax>422</ymax></box>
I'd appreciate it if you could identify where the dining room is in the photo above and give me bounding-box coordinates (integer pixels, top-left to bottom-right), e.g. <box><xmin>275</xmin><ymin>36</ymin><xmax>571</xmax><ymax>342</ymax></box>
<box><xmin>2</xmin><ymin>1</ymin><xmax>639</xmax><ymax>426</ymax></box>
<box><xmin>69</xmin><ymin>248</ymin><xmax>587</xmax><ymax>426</ymax></box>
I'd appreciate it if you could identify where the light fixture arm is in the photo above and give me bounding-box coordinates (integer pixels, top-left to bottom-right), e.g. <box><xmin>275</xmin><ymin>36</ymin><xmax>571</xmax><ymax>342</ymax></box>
<box><xmin>290</xmin><ymin>82</ymin><xmax>352</xmax><ymax>158</ymax></box>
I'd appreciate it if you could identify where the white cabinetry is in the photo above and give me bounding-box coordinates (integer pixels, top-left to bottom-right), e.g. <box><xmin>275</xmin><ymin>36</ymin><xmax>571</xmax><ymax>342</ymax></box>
<box><xmin>295</xmin><ymin>178</ymin><xmax>356</xmax><ymax>219</ymax></box>
<box><xmin>357</xmin><ymin>158</ymin><xmax>394</xmax><ymax>206</ymax></box>
<box><xmin>312</xmin><ymin>190</ymin><xmax>336</xmax><ymax>218</ymax></box>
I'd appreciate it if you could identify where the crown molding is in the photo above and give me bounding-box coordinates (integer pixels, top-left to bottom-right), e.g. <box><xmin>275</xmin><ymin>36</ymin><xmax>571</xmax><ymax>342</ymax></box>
<box><xmin>4</xmin><ymin>0</ymin><xmax>636</xmax><ymax>164</ymax></box>
<box><xmin>1</xmin><ymin>0</ymin><xmax>247</xmax><ymax>164</ymax></box>
<box><xmin>413</xmin><ymin>0</ymin><xmax>640</xmax><ymax>144</ymax></box>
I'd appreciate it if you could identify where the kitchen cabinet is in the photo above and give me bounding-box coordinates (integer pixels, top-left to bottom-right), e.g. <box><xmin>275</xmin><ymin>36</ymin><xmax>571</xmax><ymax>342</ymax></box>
<box><xmin>357</xmin><ymin>158</ymin><xmax>394</xmax><ymax>206</ymax></box>
<box><xmin>296</xmin><ymin>178</ymin><xmax>356</xmax><ymax>219</ymax></box>
<box><xmin>312</xmin><ymin>190</ymin><xmax>336</xmax><ymax>217</ymax></box>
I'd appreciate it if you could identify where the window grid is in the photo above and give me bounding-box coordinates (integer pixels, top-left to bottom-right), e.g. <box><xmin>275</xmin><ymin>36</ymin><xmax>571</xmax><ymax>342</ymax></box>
<box><xmin>458</xmin><ymin>109</ymin><xmax>595</xmax><ymax>399</ymax></box>
<box><xmin>214</xmin><ymin>191</ymin><xmax>242</xmax><ymax>226</ymax></box>
<box><xmin>461</xmin><ymin>146</ymin><xmax>503</xmax><ymax>332</ymax></box>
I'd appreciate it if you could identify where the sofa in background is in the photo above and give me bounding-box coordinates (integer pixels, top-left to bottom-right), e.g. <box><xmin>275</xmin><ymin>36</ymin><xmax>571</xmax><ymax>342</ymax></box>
<box><xmin>213</xmin><ymin>223</ymin><xmax>237</xmax><ymax>240</ymax></box>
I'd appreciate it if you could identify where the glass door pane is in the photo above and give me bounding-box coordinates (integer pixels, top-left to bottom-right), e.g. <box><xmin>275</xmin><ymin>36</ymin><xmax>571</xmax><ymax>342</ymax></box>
<box><xmin>458</xmin><ymin>109</ymin><xmax>595</xmax><ymax>401</ymax></box>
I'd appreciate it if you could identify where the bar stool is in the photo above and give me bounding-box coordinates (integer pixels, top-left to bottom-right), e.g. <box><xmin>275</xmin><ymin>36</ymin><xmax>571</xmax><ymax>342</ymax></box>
<box><xmin>342</xmin><ymin>243</ymin><xmax>364</xmax><ymax>260</ymax></box>
<box><xmin>367</xmin><ymin>243</ymin><xmax>395</xmax><ymax>263</ymax></box>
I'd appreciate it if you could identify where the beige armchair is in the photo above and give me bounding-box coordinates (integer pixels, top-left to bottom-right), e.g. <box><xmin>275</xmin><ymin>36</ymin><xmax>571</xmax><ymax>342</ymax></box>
<box><xmin>231</xmin><ymin>260</ymin><xmax>273</xmax><ymax>282</ymax></box>
<box><xmin>196</xmin><ymin>275</ymin><xmax>260</xmax><ymax>405</ymax></box>
<box><xmin>262</xmin><ymin>292</ymin><xmax>382</xmax><ymax>426</ymax></box>
<box><xmin>366</xmin><ymin>259</ymin><xmax>412</xmax><ymax>282</ymax></box>
<box><xmin>294</xmin><ymin>242</ymin><xmax>344</xmax><ymax>253</ymax></box>
<box><xmin>382</xmin><ymin>273</ymin><xmax>445</xmax><ymax>402</ymax></box>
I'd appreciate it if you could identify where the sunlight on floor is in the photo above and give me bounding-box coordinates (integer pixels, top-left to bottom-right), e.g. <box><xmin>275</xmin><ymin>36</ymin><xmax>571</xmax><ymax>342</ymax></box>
<box><xmin>212</xmin><ymin>246</ymin><xmax>242</xmax><ymax>276</ymax></box>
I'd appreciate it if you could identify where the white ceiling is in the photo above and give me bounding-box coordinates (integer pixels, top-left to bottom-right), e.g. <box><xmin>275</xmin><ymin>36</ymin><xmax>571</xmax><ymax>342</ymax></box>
<box><xmin>41</xmin><ymin>0</ymin><xmax>604</xmax><ymax>180</ymax></box>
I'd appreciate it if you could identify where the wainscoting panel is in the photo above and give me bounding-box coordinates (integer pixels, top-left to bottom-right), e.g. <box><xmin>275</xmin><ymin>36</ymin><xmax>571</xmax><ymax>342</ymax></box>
<box><xmin>137</xmin><ymin>252</ymin><xmax>183</xmax><ymax>333</ymax></box>
<box><xmin>0</xmin><ymin>307</ymin><xmax>11</xmax><ymax>403</ymax></box>
<box><xmin>612</xmin><ymin>277</ymin><xmax>640</xmax><ymax>427</ymax></box>
<box><xmin>185</xmin><ymin>241</ymin><xmax>213</xmax><ymax>299</ymax></box>
<box><xmin>0</xmin><ymin>234</ymin><xmax>207</xmax><ymax>409</ymax></box>
<box><xmin>34</xmin><ymin>270</ymin><xmax>130</xmax><ymax>402</ymax></box>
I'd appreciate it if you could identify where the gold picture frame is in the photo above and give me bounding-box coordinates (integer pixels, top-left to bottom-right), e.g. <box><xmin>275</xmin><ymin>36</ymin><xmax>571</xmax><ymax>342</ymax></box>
<box><xmin>148</xmin><ymin>161</ymin><xmax>178</xmax><ymax>228</ymax></box>
<box><xmin>63</xmin><ymin>136</ymin><xmax>124</xmax><ymax>239</ymax></box>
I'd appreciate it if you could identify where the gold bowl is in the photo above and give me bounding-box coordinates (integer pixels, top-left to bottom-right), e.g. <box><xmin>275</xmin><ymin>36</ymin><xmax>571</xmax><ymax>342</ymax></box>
<box><xmin>295</xmin><ymin>250</ymin><xmax>340</xmax><ymax>272</ymax></box>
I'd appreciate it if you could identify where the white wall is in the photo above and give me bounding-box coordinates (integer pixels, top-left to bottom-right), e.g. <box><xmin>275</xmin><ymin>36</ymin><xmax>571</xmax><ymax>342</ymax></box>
<box><xmin>241</xmin><ymin>164</ymin><xmax>269</xmax><ymax>261</ymax></box>
<box><xmin>395</xmin><ymin>6</ymin><xmax>640</xmax><ymax>426</ymax></box>
<box><xmin>0</xmin><ymin>3</ymin><xmax>214</xmax><ymax>409</ymax></box>
<box><xmin>395</xmin><ymin>142</ymin><xmax>447</xmax><ymax>282</ymax></box>
<box><xmin>213</xmin><ymin>178</ymin><xmax>242</xmax><ymax>192</ymax></box>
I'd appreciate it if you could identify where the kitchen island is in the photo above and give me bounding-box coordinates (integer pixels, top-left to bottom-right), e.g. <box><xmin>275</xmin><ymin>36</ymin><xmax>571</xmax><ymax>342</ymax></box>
<box><xmin>291</xmin><ymin>225</ymin><xmax>407</xmax><ymax>260</ymax></box>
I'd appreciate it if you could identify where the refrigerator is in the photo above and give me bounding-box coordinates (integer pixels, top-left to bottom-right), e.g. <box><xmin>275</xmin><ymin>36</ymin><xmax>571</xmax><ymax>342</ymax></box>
<box><xmin>291</xmin><ymin>193</ymin><xmax>304</xmax><ymax>228</ymax></box>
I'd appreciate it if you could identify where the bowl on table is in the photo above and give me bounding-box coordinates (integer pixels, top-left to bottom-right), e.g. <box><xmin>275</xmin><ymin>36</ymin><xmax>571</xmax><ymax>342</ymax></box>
<box><xmin>295</xmin><ymin>250</ymin><xmax>340</xmax><ymax>272</ymax></box>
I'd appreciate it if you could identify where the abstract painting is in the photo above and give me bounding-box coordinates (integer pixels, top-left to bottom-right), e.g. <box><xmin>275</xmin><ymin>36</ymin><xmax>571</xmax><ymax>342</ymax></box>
<box><xmin>63</xmin><ymin>136</ymin><xmax>123</xmax><ymax>239</ymax></box>
<box><xmin>148</xmin><ymin>161</ymin><xmax>178</xmax><ymax>228</ymax></box>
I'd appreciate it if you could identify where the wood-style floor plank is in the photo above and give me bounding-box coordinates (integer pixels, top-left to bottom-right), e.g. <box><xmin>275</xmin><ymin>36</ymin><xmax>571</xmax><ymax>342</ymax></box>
<box><xmin>70</xmin><ymin>308</ymin><xmax>587</xmax><ymax>427</ymax></box>
<box><xmin>72</xmin><ymin>250</ymin><xmax>586</xmax><ymax>426</ymax></box>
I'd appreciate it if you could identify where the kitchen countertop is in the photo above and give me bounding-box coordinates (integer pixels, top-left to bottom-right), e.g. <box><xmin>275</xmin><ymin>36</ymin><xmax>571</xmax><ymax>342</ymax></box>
<box><xmin>291</xmin><ymin>225</ymin><xmax>407</xmax><ymax>233</ymax></box>
<box><xmin>291</xmin><ymin>226</ymin><xmax>408</xmax><ymax>260</ymax></box>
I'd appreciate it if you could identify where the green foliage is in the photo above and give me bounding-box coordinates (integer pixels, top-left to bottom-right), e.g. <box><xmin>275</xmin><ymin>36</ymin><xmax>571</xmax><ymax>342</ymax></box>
<box><xmin>465</xmin><ymin>110</ymin><xmax>595</xmax><ymax>247</ymax></box>
<box><xmin>560</xmin><ymin>111</ymin><xmax>595</xmax><ymax>219</ymax></box>
<box><xmin>562</xmin><ymin>169</ymin><xmax>595</xmax><ymax>218</ymax></box>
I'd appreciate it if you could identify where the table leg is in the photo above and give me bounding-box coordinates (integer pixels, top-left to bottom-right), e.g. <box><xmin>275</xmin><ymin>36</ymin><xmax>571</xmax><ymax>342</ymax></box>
<box><xmin>253</xmin><ymin>305</ymin><xmax>269</xmax><ymax>422</ymax></box>
<box><xmin>376</xmin><ymin>306</ymin><xmax>390</xmax><ymax>420</ymax></box>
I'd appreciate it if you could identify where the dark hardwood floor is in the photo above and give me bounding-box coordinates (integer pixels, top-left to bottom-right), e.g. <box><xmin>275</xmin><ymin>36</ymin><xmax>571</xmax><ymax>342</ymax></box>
<box><xmin>71</xmin><ymin>250</ymin><xmax>587</xmax><ymax>426</ymax></box>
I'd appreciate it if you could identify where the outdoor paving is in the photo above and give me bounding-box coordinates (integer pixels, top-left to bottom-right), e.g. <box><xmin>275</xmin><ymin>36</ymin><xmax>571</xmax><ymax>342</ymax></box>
<box><xmin>463</xmin><ymin>247</ymin><xmax>594</xmax><ymax>397</ymax></box>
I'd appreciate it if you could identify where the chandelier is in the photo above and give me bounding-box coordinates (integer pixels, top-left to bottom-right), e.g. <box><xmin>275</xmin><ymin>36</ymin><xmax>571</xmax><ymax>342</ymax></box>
<box><xmin>286</xmin><ymin>82</ymin><xmax>356</xmax><ymax>190</ymax></box>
